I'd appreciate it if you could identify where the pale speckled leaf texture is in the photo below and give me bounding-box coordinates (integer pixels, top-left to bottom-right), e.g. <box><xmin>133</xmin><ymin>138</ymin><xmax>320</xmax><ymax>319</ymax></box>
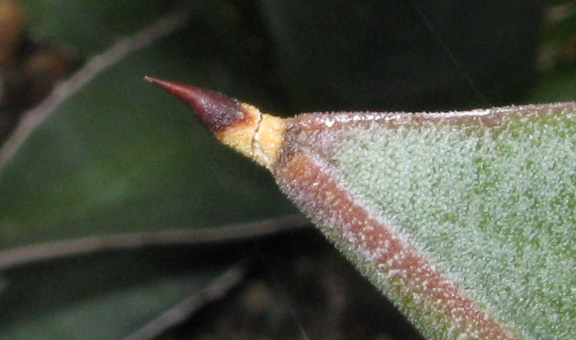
<box><xmin>274</xmin><ymin>103</ymin><xmax>576</xmax><ymax>340</ymax></box>
<box><xmin>150</xmin><ymin>77</ymin><xmax>576</xmax><ymax>340</ymax></box>
<box><xmin>2</xmin><ymin>0</ymin><xmax>575</xmax><ymax>339</ymax></box>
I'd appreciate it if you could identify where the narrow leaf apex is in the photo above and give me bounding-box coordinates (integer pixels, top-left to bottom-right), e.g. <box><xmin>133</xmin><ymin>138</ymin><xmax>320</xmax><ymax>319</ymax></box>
<box><xmin>145</xmin><ymin>76</ymin><xmax>286</xmax><ymax>169</ymax></box>
<box><xmin>145</xmin><ymin>76</ymin><xmax>242</xmax><ymax>133</ymax></box>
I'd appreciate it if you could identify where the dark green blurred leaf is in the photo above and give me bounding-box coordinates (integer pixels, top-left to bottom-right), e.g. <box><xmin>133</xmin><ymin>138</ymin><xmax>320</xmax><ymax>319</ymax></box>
<box><xmin>0</xmin><ymin>17</ymin><xmax>294</xmax><ymax>249</ymax></box>
<box><xmin>526</xmin><ymin>65</ymin><xmax>576</xmax><ymax>102</ymax></box>
<box><xmin>17</xmin><ymin>0</ymin><xmax>177</xmax><ymax>57</ymax></box>
<box><xmin>258</xmin><ymin>0</ymin><xmax>541</xmax><ymax>111</ymax></box>
<box><xmin>0</xmin><ymin>246</ymin><xmax>245</xmax><ymax>340</ymax></box>
<box><xmin>0</xmin><ymin>3</ymin><xmax>294</xmax><ymax>339</ymax></box>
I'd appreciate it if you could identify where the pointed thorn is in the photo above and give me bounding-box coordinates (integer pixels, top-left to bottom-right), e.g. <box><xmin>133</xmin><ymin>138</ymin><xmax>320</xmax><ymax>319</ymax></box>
<box><xmin>145</xmin><ymin>76</ymin><xmax>244</xmax><ymax>133</ymax></box>
<box><xmin>146</xmin><ymin>76</ymin><xmax>287</xmax><ymax>169</ymax></box>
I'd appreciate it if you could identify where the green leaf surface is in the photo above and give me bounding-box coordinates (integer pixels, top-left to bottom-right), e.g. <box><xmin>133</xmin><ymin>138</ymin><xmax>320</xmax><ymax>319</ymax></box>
<box><xmin>275</xmin><ymin>103</ymin><xmax>576</xmax><ymax>339</ymax></box>
<box><xmin>2</xmin><ymin>1</ymin><xmax>573</xmax><ymax>339</ymax></box>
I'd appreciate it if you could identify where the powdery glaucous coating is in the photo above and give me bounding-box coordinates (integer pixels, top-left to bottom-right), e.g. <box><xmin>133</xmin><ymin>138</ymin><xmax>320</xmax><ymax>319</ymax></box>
<box><xmin>148</xmin><ymin>77</ymin><xmax>576</xmax><ymax>340</ymax></box>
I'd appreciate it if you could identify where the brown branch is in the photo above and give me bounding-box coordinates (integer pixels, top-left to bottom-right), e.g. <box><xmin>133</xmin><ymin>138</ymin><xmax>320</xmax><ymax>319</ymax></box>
<box><xmin>0</xmin><ymin>8</ymin><xmax>191</xmax><ymax>169</ymax></box>
<box><xmin>0</xmin><ymin>214</ymin><xmax>310</xmax><ymax>269</ymax></box>
<box><xmin>122</xmin><ymin>262</ymin><xmax>247</xmax><ymax>340</ymax></box>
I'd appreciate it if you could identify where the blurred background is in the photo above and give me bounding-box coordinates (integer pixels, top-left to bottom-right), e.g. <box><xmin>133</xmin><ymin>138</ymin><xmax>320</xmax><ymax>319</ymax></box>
<box><xmin>0</xmin><ymin>0</ymin><xmax>574</xmax><ymax>339</ymax></box>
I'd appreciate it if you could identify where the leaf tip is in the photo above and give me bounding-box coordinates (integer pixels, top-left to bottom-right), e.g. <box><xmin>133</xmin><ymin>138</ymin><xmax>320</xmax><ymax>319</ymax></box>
<box><xmin>145</xmin><ymin>76</ymin><xmax>242</xmax><ymax>132</ymax></box>
<box><xmin>146</xmin><ymin>76</ymin><xmax>286</xmax><ymax>169</ymax></box>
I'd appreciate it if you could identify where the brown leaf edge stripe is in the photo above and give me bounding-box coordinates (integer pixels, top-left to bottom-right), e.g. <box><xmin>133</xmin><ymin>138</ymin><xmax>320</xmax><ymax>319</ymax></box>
<box><xmin>146</xmin><ymin>77</ymin><xmax>529</xmax><ymax>339</ymax></box>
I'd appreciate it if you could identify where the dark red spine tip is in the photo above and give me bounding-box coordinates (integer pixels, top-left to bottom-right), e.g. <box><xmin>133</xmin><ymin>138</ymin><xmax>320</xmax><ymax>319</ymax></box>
<box><xmin>145</xmin><ymin>76</ymin><xmax>244</xmax><ymax>132</ymax></box>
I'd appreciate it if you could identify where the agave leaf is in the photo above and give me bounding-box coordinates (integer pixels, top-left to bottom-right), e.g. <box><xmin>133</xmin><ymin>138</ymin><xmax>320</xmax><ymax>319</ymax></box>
<box><xmin>5</xmin><ymin>1</ymin><xmax>572</xmax><ymax>339</ymax></box>
<box><xmin>148</xmin><ymin>79</ymin><xmax>576</xmax><ymax>339</ymax></box>
<box><xmin>275</xmin><ymin>104</ymin><xmax>576</xmax><ymax>340</ymax></box>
